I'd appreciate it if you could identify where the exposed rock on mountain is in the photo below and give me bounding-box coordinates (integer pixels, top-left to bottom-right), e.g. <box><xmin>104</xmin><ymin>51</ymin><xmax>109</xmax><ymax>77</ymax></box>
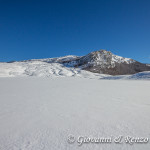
<box><xmin>62</xmin><ymin>50</ymin><xmax>150</xmax><ymax>75</ymax></box>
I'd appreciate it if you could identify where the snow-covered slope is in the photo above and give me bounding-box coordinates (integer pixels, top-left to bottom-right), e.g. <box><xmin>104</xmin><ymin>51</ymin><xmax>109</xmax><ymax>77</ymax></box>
<box><xmin>111</xmin><ymin>53</ymin><xmax>135</xmax><ymax>64</ymax></box>
<box><xmin>0</xmin><ymin>77</ymin><xmax>150</xmax><ymax>150</ymax></box>
<box><xmin>0</xmin><ymin>61</ymin><xmax>107</xmax><ymax>79</ymax></box>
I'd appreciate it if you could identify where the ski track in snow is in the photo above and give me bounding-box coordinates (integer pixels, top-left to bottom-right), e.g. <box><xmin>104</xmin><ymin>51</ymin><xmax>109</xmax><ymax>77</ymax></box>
<box><xmin>0</xmin><ymin>78</ymin><xmax>150</xmax><ymax>150</ymax></box>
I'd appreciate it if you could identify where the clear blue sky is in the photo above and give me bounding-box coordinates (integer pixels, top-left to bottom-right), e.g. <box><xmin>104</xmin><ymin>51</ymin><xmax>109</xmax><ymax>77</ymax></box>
<box><xmin>0</xmin><ymin>0</ymin><xmax>150</xmax><ymax>63</ymax></box>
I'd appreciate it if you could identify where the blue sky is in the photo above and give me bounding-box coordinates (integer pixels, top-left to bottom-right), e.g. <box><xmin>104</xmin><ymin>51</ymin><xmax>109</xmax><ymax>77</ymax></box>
<box><xmin>0</xmin><ymin>0</ymin><xmax>150</xmax><ymax>63</ymax></box>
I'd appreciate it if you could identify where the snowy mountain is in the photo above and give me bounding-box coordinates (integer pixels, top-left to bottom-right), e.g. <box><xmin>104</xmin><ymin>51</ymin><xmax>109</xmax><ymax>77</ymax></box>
<box><xmin>62</xmin><ymin>50</ymin><xmax>150</xmax><ymax>75</ymax></box>
<box><xmin>1</xmin><ymin>49</ymin><xmax>150</xmax><ymax>78</ymax></box>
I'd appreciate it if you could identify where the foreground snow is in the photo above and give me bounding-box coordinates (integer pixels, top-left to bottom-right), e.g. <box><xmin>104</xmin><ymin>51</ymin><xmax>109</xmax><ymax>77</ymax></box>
<box><xmin>0</xmin><ymin>77</ymin><xmax>150</xmax><ymax>150</ymax></box>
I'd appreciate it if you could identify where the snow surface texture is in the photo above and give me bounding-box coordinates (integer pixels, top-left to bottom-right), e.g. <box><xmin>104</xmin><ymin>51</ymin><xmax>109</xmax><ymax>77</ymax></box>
<box><xmin>0</xmin><ymin>77</ymin><xmax>150</xmax><ymax>150</ymax></box>
<box><xmin>0</xmin><ymin>61</ymin><xmax>150</xmax><ymax>80</ymax></box>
